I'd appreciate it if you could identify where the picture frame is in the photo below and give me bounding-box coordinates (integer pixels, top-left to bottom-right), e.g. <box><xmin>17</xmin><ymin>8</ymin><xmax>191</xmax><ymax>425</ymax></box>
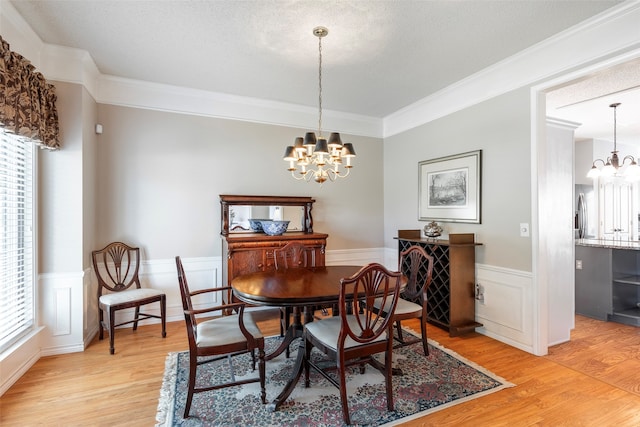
<box><xmin>418</xmin><ymin>150</ymin><xmax>482</xmax><ymax>223</ymax></box>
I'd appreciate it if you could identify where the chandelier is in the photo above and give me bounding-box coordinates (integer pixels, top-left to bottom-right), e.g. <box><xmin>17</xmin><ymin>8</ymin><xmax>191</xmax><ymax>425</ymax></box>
<box><xmin>587</xmin><ymin>102</ymin><xmax>640</xmax><ymax>179</ymax></box>
<box><xmin>283</xmin><ymin>26</ymin><xmax>356</xmax><ymax>184</ymax></box>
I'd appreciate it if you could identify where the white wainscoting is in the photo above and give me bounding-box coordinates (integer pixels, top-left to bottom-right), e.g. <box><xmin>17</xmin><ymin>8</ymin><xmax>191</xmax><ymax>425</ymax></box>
<box><xmin>475</xmin><ymin>264</ymin><xmax>534</xmax><ymax>353</ymax></box>
<box><xmin>37</xmin><ymin>254</ymin><xmax>536</xmax><ymax>356</ymax></box>
<box><xmin>325</xmin><ymin>248</ymin><xmax>386</xmax><ymax>267</ymax></box>
<box><xmin>39</xmin><ymin>271</ymin><xmax>87</xmax><ymax>356</ymax></box>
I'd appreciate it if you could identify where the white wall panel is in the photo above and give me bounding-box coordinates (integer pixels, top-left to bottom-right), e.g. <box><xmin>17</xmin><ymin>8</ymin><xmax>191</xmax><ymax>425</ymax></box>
<box><xmin>39</xmin><ymin>272</ymin><xmax>85</xmax><ymax>356</ymax></box>
<box><xmin>475</xmin><ymin>264</ymin><xmax>534</xmax><ymax>353</ymax></box>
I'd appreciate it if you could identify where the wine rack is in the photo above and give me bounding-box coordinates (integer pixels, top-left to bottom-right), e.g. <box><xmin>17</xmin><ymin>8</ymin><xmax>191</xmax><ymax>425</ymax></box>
<box><xmin>397</xmin><ymin>230</ymin><xmax>482</xmax><ymax>336</ymax></box>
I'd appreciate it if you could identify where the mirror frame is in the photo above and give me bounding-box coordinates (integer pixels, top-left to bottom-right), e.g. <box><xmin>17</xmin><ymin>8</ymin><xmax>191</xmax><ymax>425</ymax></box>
<box><xmin>220</xmin><ymin>195</ymin><xmax>316</xmax><ymax>236</ymax></box>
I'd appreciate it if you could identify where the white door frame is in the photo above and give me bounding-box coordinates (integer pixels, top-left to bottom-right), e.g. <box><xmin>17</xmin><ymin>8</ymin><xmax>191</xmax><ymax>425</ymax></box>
<box><xmin>530</xmin><ymin>48</ymin><xmax>640</xmax><ymax>356</ymax></box>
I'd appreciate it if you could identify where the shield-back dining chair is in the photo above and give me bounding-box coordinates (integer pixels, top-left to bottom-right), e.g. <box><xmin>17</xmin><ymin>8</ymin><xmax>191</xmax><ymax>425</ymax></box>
<box><xmin>175</xmin><ymin>256</ymin><xmax>266</xmax><ymax>419</ymax></box>
<box><xmin>303</xmin><ymin>262</ymin><xmax>402</xmax><ymax>425</ymax></box>
<box><xmin>371</xmin><ymin>245</ymin><xmax>433</xmax><ymax>355</ymax></box>
<box><xmin>92</xmin><ymin>242</ymin><xmax>166</xmax><ymax>354</ymax></box>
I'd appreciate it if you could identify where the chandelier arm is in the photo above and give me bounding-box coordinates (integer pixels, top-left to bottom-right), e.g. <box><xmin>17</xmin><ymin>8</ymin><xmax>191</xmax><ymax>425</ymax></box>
<box><xmin>332</xmin><ymin>167</ymin><xmax>351</xmax><ymax>179</ymax></box>
<box><xmin>591</xmin><ymin>159</ymin><xmax>607</xmax><ymax>168</ymax></box>
<box><xmin>621</xmin><ymin>155</ymin><xmax>637</xmax><ymax>166</ymax></box>
<box><xmin>290</xmin><ymin>170</ymin><xmax>309</xmax><ymax>181</ymax></box>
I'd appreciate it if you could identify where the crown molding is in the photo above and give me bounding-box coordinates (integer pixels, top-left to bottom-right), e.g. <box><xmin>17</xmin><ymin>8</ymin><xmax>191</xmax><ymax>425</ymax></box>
<box><xmin>96</xmin><ymin>75</ymin><xmax>382</xmax><ymax>137</ymax></box>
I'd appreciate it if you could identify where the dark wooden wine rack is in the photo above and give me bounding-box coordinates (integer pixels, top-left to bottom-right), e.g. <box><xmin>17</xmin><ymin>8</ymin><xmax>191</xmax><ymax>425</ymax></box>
<box><xmin>397</xmin><ymin>230</ymin><xmax>482</xmax><ymax>336</ymax></box>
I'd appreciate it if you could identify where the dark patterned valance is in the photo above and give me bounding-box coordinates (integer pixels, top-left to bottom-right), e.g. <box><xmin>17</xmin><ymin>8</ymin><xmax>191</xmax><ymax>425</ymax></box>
<box><xmin>0</xmin><ymin>36</ymin><xmax>60</xmax><ymax>150</ymax></box>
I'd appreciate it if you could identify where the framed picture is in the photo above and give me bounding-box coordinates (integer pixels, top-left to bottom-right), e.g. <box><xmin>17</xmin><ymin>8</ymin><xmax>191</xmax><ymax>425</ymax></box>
<box><xmin>419</xmin><ymin>150</ymin><xmax>481</xmax><ymax>223</ymax></box>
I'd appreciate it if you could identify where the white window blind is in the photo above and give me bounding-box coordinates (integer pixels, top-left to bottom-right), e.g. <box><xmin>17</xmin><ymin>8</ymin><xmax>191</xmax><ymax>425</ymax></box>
<box><xmin>0</xmin><ymin>129</ymin><xmax>35</xmax><ymax>352</ymax></box>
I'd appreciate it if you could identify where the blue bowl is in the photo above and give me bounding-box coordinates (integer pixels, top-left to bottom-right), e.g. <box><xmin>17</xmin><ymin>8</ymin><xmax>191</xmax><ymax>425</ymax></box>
<box><xmin>260</xmin><ymin>220</ymin><xmax>290</xmax><ymax>236</ymax></box>
<box><xmin>249</xmin><ymin>218</ymin><xmax>270</xmax><ymax>232</ymax></box>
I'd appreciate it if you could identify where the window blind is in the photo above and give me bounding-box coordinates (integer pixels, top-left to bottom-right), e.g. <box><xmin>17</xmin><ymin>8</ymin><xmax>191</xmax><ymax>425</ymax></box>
<box><xmin>0</xmin><ymin>129</ymin><xmax>35</xmax><ymax>352</ymax></box>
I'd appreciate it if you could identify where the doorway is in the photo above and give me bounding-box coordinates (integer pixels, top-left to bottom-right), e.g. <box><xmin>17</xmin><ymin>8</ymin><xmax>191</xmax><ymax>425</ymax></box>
<box><xmin>534</xmin><ymin>51</ymin><xmax>640</xmax><ymax>355</ymax></box>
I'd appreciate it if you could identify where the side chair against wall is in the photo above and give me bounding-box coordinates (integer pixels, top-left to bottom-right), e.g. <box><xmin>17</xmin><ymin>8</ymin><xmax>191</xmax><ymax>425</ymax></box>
<box><xmin>303</xmin><ymin>263</ymin><xmax>402</xmax><ymax>425</ymax></box>
<box><xmin>273</xmin><ymin>241</ymin><xmax>317</xmax><ymax>356</ymax></box>
<box><xmin>91</xmin><ymin>242</ymin><xmax>166</xmax><ymax>355</ymax></box>
<box><xmin>372</xmin><ymin>245</ymin><xmax>434</xmax><ymax>355</ymax></box>
<box><xmin>175</xmin><ymin>256</ymin><xmax>266</xmax><ymax>419</ymax></box>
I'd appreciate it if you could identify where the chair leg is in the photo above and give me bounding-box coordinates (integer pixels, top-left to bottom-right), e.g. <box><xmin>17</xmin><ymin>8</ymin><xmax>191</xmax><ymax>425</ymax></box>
<box><xmin>160</xmin><ymin>296</ymin><xmax>167</xmax><ymax>338</ymax></box>
<box><xmin>109</xmin><ymin>308</ymin><xmax>116</xmax><ymax>355</ymax></box>
<box><xmin>184</xmin><ymin>353</ymin><xmax>197</xmax><ymax>418</ymax></box>
<box><xmin>284</xmin><ymin>308</ymin><xmax>292</xmax><ymax>358</ymax></box>
<box><xmin>304</xmin><ymin>340</ymin><xmax>312</xmax><ymax>388</ymax></box>
<box><xmin>258</xmin><ymin>347</ymin><xmax>266</xmax><ymax>404</ymax></box>
<box><xmin>385</xmin><ymin>347</ymin><xmax>394</xmax><ymax>412</ymax></box>
<box><xmin>338</xmin><ymin>360</ymin><xmax>351</xmax><ymax>425</ymax></box>
<box><xmin>99</xmin><ymin>309</ymin><xmax>104</xmax><ymax>340</ymax></box>
<box><xmin>421</xmin><ymin>317</ymin><xmax>429</xmax><ymax>356</ymax></box>
<box><xmin>133</xmin><ymin>306</ymin><xmax>140</xmax><ymax>331</ymax></box>
<box><xmin>395</xmin><ymin>319</ymin><xmax>404</xmax><ymax>342</ymax></box>
<box><xmin>279</xmin><ymin>309</ymin><xmax>285</xmax><ymax>337</ymax></box>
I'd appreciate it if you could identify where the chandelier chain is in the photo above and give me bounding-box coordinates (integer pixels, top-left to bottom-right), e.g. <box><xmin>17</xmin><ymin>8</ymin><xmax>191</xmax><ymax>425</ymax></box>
<box><xmin>613</xmin><ymin>103</ymin><xmax>617</xmax><ymax>152</ymax></box>
<box><xmin>318</xmin><ymin>34</ymin><xmax>323</xmax><ymax>137</ymax></box>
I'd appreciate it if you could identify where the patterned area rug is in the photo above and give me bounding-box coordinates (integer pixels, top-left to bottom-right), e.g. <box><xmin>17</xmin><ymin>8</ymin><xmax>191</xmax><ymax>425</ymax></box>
<box><xmin>156</xmin><ymin>331</ymin><xmax>514</xmax><ymax>427</ymax></box>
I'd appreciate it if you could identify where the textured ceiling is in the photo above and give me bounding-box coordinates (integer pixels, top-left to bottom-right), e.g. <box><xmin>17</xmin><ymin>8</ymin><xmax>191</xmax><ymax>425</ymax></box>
<box><xmin>547</xmin><ymin>58</ymin><xmax>640</xmax><ymax>145</ymax></box>
<box><xmin>10</xmin><ymin>0</ymin><xmax>623</xmax><ymax>120</ymax></box>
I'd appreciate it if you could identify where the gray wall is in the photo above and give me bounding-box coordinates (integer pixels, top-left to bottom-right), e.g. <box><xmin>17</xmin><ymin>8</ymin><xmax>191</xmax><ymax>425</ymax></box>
<box><xmin>95</xmin><ymin>104</ymin><xmax>384</xmax><ymax>259</ymax></box>
<box><xmin>39</xmin><ymin>82</ymin><xmax>98</xmax><ymax>273</ymax></box>
<box><xmin>383</xmin><ymin>87</ymin><xmax>532</xmax><ymax>272</ymax></box>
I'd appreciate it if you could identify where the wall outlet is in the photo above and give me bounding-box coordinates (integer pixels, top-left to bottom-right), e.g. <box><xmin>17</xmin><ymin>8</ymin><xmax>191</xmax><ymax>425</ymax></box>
<box><xmin>576</xmin><ymin>259</ymin><xmax>583</xmax><ymax>270</ymax></box>
<box><xmin>475</xmin><ymin>283</ymin><xmax>485</xmax><ymax>304</ymax></box>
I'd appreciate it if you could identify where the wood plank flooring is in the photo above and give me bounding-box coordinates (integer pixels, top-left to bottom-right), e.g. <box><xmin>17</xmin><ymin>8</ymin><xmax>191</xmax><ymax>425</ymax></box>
<box><xmin>2</xmin><ymin>312</ymin><xmax>640</xmax><ymax>426</ymax></box>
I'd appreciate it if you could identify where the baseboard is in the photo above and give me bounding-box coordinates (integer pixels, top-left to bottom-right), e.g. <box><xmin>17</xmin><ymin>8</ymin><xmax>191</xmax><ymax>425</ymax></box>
<box><xmin>0</xmin><ymin>327</ymin><xmax>44</xmax><ymax>396</ymax></box>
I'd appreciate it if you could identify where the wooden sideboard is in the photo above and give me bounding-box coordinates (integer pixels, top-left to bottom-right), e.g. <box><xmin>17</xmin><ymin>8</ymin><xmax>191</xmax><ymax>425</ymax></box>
<box><xmin>220</xmin><ymin>195</ymin><xmax>328</xmax><ymax>304</ymax></box>
<box><xmin>396</xmin><ymin>230</ymin><xmax>482</xmax><ymax>336</ymax></box>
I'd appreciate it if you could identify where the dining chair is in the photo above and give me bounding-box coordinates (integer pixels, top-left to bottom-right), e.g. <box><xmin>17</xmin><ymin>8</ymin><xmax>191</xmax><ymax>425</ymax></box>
<box><xmin>175</xmin><ymin>256</ymin><xmax>266</xmax><ymax>419</ymax></box>
<box><xmin>303</xmin><ymin>263</ymin><xmax>402</xmax><ymax>425</ymax></box>
<box><xmin>92</xmin><ymin>242</ymin><xmax>166</xmax><ymax>355</ymax></box>
<box><xmin>274</xmin><ymin>241</ymin><xmax>317</xmax><ymax>343</ymax></box>
<box><xmin>371</xmin><ymin>245</ymin><xmax>433</xmax><ymax>355</ymax></box>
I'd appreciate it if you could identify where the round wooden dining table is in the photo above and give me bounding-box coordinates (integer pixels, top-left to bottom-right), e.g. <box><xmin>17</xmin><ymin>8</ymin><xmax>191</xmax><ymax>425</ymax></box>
<box><xmin>231</xmin><ymin>265</ymin><xmax>363</xmax><ymax>411</ymax></box>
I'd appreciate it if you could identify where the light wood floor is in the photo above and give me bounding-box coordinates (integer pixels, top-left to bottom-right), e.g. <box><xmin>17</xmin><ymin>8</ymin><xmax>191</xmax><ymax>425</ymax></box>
<box><xmin>2</xmin><ymin>312</ymin><xmax>640</xmax><ymax>426</ymax></box>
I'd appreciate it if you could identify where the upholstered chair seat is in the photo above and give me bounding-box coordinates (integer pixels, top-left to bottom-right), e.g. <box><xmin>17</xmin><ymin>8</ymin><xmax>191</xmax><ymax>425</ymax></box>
<box><xmin>304</xmin><ymin>315</ymin><xmax>388</xmax><ymax>351</ymax></box>
<box><xmin>99</xmin><ymin>288</ymin><xmax>164</xmax><ymax>307</ymax></box>
<box><xmin>195</xmin><ymin>316</ymin><xmax>263</xmax><ymax>348</ymax></box>
<box><xmin>372</xmin><ymin>296</ymin><xmax>422</xmax><ymax>317</ymax></box>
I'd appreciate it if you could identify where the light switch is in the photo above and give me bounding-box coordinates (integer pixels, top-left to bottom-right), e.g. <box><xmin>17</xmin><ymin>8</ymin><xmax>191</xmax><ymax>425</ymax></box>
<box><xmin>520</xmin><ymin>223</ymin><xmax>530</xmax><ymax>237</ymax></box>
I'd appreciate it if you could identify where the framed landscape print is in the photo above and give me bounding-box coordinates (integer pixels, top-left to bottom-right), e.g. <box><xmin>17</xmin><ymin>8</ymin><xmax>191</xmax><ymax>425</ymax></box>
<box><xmin>419</xmin><ymin>150</ymin><xmax>482</xmax><ymax>223</ymax></box>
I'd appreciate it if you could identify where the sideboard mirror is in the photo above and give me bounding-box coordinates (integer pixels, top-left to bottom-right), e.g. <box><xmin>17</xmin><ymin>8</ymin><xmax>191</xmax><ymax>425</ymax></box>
<box><xmin>220</xmin><ymin>195</ymin><xmax>316</xmax><ymax>236</ymax></box>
